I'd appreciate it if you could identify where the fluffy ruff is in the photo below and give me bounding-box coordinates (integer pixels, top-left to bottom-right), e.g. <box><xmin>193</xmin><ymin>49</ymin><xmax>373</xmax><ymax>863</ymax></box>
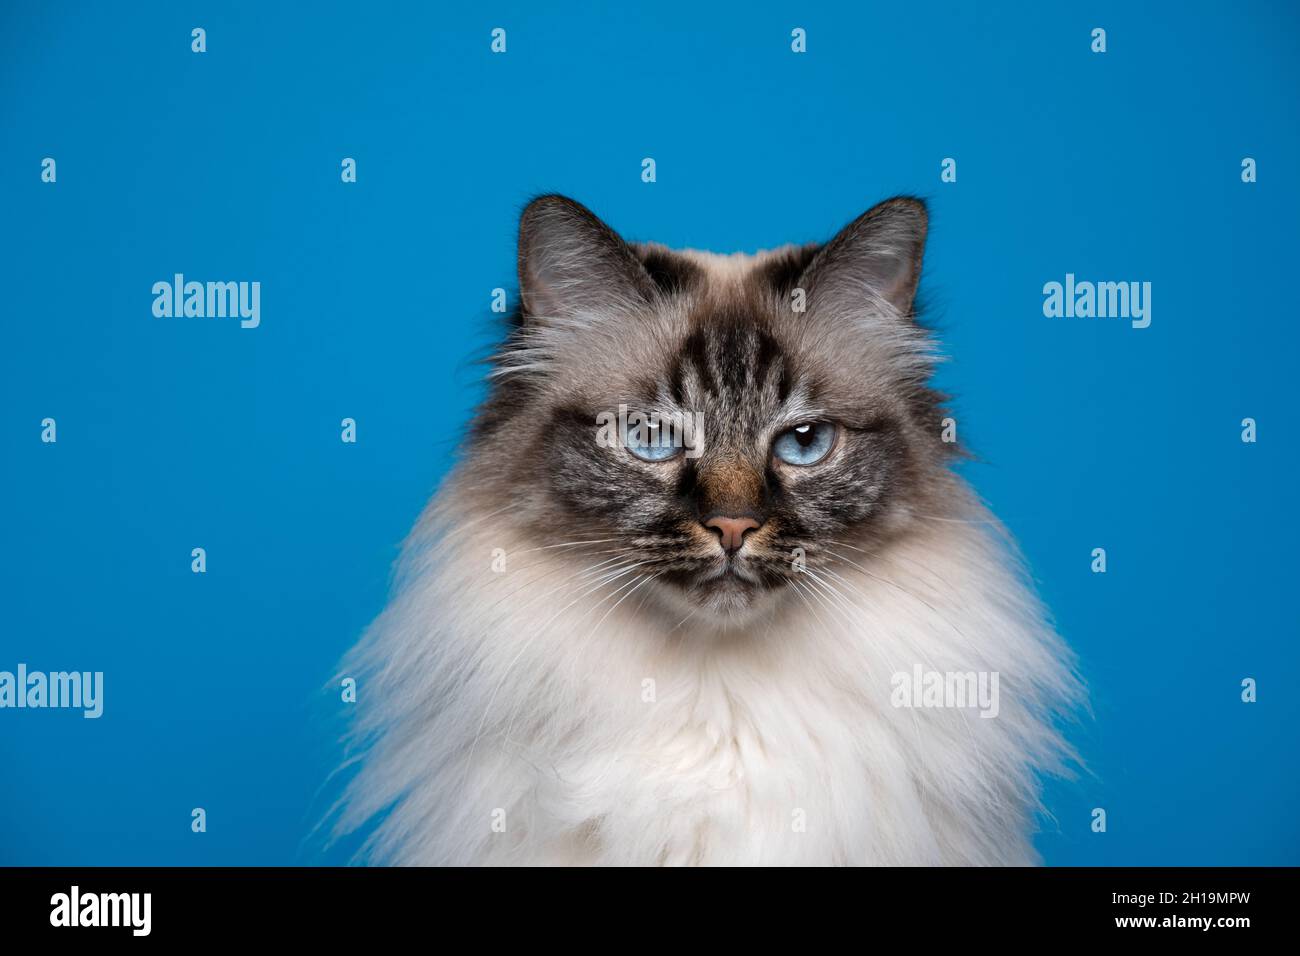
<box><xmin>335</xmin><ymin>477</ymin><xmax>1080</xmax><ymax>866</ymax></box>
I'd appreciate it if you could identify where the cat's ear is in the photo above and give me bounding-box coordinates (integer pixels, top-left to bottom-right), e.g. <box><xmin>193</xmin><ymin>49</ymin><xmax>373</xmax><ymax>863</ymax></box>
<box><xmin>517</xmin><ymin>195</ymin><xmax>656</xmax><ymax>323</ymax></box>
<box><xmin>799</xmin><ymin>197</ymin><xmax>928</xmax><ymax>319</ymax></box>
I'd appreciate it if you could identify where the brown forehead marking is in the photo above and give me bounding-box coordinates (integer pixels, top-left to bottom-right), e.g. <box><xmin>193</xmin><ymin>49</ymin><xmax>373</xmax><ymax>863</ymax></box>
<box><xmin>667</xmin><ymin>297</ymin><xmax>793</xmax><ymax>407</ymax></box>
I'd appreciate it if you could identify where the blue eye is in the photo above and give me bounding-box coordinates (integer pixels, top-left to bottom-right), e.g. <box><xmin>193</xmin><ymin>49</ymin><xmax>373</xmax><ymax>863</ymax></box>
<box><xmin>773</xmin><ymin>422</ymin><xmax>836</xmax><ymax>466</ymax></box>
<box><xmin>625</xmin><ymin>420</ymin><xmax>680</xmax><ymax>462</ymax></box>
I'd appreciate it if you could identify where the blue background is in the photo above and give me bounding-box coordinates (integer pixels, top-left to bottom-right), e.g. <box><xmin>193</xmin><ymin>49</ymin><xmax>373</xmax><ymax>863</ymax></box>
<box><xmin>2</xmin><ymin>1</ymin><xmax>1296</xmax><ymax>865</ymax></box>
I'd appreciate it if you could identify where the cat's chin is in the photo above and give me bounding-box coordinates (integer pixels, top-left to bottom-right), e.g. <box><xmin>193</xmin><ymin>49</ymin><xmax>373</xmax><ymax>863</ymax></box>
<box><xmin>673</xmin><ymin>566</ymin><xmax>784</xmax><ymax>628</ymax></box>
<box><xmin>697</xmin><ymin>577</ymin><xmax>756</xmax><ymax>611</ymax></box>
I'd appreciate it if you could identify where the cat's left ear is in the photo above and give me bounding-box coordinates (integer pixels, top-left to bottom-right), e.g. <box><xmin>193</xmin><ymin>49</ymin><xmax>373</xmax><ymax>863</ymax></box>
<box><xmin>516</xmin><ymin>194</ymin><xmax>656</xmax><ymax>324</ymax></box>
<box><xmin>799</xmin><ymin>197</ymin><xmax>928</xmax><ymax>319</ymax></box>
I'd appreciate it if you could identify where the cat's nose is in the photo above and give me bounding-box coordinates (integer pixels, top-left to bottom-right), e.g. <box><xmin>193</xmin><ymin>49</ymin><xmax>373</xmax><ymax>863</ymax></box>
<box><xmin>703</xmin><ymin>514</ymin><xmax>762</xmax><ymax>553</ymax></box>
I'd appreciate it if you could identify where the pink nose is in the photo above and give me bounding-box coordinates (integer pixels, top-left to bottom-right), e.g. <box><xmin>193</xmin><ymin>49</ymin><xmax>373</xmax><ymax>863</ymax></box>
<box><xmin>704</xmin><ymin>515</ymin><xmax>761</xmax><ymax>553</ymax></box>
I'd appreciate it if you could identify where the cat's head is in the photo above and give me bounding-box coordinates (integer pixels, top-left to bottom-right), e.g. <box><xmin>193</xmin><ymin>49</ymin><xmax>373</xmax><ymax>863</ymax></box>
<box><xmin>471</xmin><ymin>195</ymin><xmax>954</xmax><ymax>623</ymax></box>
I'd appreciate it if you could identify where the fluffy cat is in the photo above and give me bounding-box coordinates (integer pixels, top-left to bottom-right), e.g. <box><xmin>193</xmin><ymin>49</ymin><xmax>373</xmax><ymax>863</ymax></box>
<box><xmin>335</xmin><ymin>195</ymin><xmax>1081</xmax><ymax>866</ymax></box>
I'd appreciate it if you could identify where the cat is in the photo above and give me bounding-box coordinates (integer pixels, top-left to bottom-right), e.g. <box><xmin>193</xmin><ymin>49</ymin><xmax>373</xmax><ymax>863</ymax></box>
<box><xmin>334</xmin><ymin>195</ymin><xmax>1082</xmax><ymax>866</ymax></box>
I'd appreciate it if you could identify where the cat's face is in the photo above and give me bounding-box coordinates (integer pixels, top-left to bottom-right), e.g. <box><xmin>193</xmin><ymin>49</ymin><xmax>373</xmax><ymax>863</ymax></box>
<box><xmin>473</xmin><ymin>196</ymin><xmax>952</xmax><ymax>623</ymax></box>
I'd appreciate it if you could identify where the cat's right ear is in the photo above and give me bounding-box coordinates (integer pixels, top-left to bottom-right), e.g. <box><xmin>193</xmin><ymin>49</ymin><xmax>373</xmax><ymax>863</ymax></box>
<box><xmin>517</xmin><ymin>195</ymin><xmax>656</xmax><ymax>324</ymax></box>
<box><xmin>798</xmin><ymin>197</ymin><xmax>928</xmax><ymax>321</ymax></box>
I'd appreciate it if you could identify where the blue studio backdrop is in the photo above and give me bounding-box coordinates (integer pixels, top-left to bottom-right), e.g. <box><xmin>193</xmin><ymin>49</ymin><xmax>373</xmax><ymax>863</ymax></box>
<box><xmin>1</xmin><ymin>1</ymin><xmax>1297</xmax><ymax>865</ymax></box>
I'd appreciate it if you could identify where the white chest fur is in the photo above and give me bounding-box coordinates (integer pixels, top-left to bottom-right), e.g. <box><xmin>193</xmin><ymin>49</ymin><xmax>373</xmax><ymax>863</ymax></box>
<box><xmin>338</xmin><ymin>498</ymin><xmax>1078</xmax><ymax>866</ymax></box>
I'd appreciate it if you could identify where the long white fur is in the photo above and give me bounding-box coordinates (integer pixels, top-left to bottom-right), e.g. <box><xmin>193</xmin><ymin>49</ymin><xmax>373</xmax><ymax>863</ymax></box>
<box><xmin>336</xmin><ymin>481</ymin><xmax>1080</xmax><ymax>866</ymax></box>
